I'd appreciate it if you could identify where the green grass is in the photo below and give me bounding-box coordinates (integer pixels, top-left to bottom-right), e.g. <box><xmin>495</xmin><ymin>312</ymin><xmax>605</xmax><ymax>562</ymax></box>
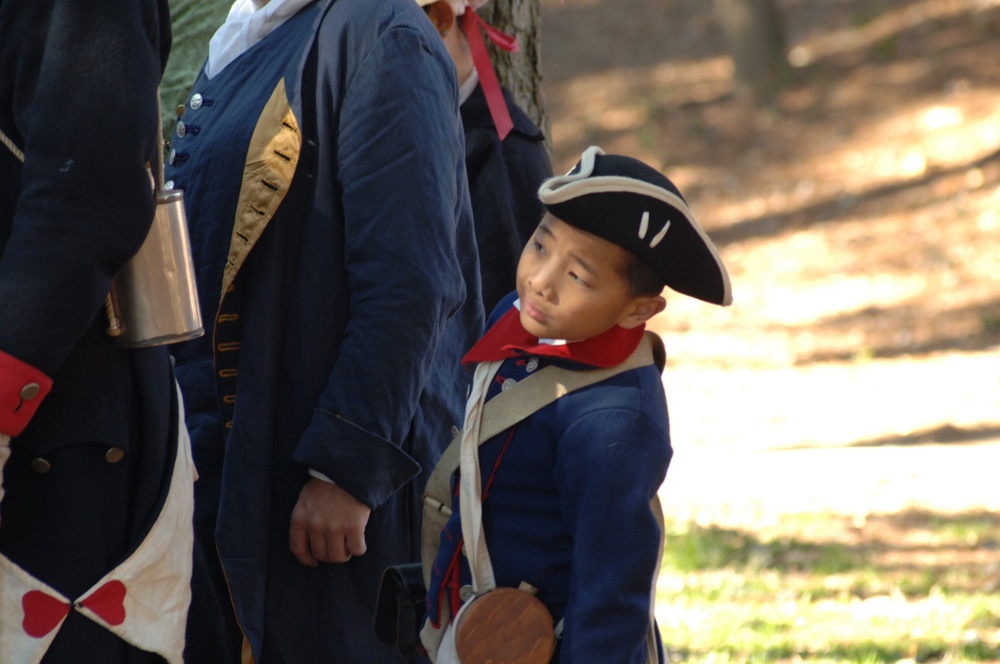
<box><xmin>655</xmin><ymin>511</ymin><xmax>1000</xmax><ymax>662</ymax></box>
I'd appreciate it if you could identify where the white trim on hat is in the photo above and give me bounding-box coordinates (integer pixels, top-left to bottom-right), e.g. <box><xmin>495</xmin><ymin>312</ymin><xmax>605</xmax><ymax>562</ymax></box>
<box><xmin>543</xmin><ymin>175</ymin><xmax>731</xmax><ymax>306</ymax></box>
<box><xmin>537</xmin><ymin>147</ymin><xmax>733</xmax><ymax>306</ymax></box>
<box><xmin>540</xmin><ymin>176</ymin><xmax>694</xmax><ymax>220</ymax></box>
<box><xmin>546</xmin><ymin>145</ymin><xmax>604</xmax><ymax>185</ymax></box>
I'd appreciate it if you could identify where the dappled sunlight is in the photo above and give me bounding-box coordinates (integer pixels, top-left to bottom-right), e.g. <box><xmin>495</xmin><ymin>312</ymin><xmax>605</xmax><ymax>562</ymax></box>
<box><xmin>657</xmin><ymin>350</ymin><xmax>1000</xmax><ymax>451</ymax></box>
<box><xmin>835</xmin><ymin>97</ymin><xmax>1000</xmax><ymax>188</ymax></box>
<box><xmin>650</xmin><ymin>511</ymin><xmax>1000</xmax><ymax>660</ymax></box>
<box><xmin>786</xmin><ymin>0</ymin><xmax>999</xmax><ymax>68</ymax></box>
<box><xmin>735</xmin><ymin>272</ymin><xmax>928</xmax><ymax>327</ymax></box>
<box><xmin>541</xmin><ymin>0</ymin><xmax>1000</xmax><ymax>658</ymax></box>
<box><xmin>546</xmin><ymin>56</ymin><xmax>734</xmax><ymax>161</ymax></box>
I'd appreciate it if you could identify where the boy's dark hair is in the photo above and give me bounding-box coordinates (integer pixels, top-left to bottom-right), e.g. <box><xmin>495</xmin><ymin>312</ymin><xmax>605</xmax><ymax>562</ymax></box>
<box><xmin>621</xmin><ymin>252</ymin><xmax>666</xmax><ymax>297</ymax></box>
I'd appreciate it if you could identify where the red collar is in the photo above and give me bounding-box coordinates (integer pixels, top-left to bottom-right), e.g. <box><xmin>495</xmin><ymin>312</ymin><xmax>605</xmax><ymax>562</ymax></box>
<box><xmin>462</xmin><ymin>306</ymin><xmax>645</xmax><ymax>368</ymax></box>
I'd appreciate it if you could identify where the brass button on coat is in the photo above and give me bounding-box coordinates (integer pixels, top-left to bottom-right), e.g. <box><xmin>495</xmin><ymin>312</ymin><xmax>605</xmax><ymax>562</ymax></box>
<box><xmin>104</xmin><ymin>447</ymin><xmax>126</xmax><ymax>464</ymax></box>
<box><xmin>20</xmin><ymin>383</ymin><xmax>40</xmax><ymax>400</ymax></box>
<box><xmin>30</xmin><ymin>458</ymin><xmax>52</xmax><ymax>474</ymax></box>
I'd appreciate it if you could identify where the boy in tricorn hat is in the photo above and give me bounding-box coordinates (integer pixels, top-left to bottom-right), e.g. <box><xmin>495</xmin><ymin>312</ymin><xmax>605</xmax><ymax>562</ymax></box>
<box><xmin>420</xmin><ymin>146</ymin><xmax>732</xmax><ymax>663</ymax></box>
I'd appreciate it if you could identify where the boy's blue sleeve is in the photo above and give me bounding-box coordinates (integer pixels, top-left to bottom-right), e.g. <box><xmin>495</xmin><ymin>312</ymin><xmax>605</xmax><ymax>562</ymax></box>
<box><xmin>553</xmin><ymin>402</ymin><xmax>671</xmax><ymax>662</ymax></box>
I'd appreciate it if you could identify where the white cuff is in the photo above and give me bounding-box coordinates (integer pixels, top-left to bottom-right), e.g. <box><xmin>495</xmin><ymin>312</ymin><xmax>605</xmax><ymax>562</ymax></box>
<box><xmin>308</xmin><ymin>469</ymin><xmax>335</xmax><ymax>484</ymax></box>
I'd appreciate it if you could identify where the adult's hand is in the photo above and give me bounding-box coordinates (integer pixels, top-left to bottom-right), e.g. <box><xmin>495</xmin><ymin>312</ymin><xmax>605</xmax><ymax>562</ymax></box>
<box><xmin>289</xmin><ymin>477</ymin><xmax>371</xmax><ymax>566</ymax></box>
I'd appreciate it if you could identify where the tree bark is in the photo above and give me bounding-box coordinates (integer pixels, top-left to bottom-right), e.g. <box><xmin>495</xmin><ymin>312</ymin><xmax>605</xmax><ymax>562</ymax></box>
<box><xmin>478</xmin><ymin>0</ymin><xmax>550</xmax><ymax>143</ymax></box>
<box><xmin>713</xmin><ymin>0</ymin><xmax>789</xmax><ymax>101</ymax></box>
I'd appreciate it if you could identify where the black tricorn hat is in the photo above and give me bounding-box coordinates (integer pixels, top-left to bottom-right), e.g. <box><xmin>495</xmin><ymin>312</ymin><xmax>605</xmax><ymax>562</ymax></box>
<box><xmin>538</xmin><ymin>146</ymin><xmax>732</xmax><ymax>306</ymax></box>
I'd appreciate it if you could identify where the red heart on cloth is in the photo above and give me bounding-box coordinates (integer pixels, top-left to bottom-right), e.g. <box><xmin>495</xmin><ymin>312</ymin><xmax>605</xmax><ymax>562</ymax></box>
<box><xmin>22</xmin><ymin>590</ymin><xmax>70</xmax><ymax>638</ymax></box>
<box><xmin>80</xmin><ymin>580</ymin><xmax>127</xmax><ymax>626</ymax></box>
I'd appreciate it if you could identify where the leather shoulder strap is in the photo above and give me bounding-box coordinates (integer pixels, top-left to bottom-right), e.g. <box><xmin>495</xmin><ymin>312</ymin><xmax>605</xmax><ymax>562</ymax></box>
<box><xmin>0</xmin><ymin>126</ymin><xmax>24</xmax><ymax>163</ymax></box>
<box><xmin>486</xmin><ymin>330</ymin><xmax>662</xmax><ymax>441</ymax></box>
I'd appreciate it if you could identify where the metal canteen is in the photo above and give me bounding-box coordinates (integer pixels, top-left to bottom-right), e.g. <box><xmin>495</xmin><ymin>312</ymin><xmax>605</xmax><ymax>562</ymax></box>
<box><xmin>106</xmin><ymin>189</ymin><xmax>204</xmax><ymax>347</ymax></box>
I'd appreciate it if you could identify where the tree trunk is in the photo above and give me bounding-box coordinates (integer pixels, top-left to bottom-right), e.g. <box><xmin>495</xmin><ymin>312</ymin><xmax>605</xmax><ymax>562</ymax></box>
<box><xmin>713</xmin><ymin>0</ymin><xmax>789</xmax><ymax>101</ymax></box>
<box><xmin>478</xmin><ymin>0</ymin><xmax>550</xmax><ymax>143</ymax></box>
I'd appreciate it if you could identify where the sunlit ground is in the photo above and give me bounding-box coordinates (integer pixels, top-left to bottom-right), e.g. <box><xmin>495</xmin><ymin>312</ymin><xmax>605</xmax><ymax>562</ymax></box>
<box><xmin>541</xmin><ymin>0</ymin><xmax>1000</xmax><ymax>659</ymax></box>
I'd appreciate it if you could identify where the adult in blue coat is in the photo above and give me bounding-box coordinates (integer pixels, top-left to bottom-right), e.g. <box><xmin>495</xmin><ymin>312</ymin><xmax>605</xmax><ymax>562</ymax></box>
<box><xmin>165</xmin><ymin>0</ymin><xmax>483</xmax><ymax>661</ymax></box>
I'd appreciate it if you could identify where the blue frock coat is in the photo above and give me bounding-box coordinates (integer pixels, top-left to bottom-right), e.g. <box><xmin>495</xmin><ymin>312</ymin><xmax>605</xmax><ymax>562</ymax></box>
<box><xmin>166</xmin><ymin>1</ymin><xmax>483</xmax><ymax>661</ymax></box>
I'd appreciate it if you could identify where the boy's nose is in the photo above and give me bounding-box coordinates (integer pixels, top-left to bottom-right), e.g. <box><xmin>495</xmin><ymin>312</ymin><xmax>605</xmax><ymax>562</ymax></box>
<box><xmin>529</xmin><ymin>268</ymin><xmax>556</xmax><ymax>300</ymax></box>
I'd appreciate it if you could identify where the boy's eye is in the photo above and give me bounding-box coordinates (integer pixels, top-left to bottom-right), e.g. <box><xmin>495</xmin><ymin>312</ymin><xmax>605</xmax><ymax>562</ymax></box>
<box><xmin>532</xmin><ymin>240</ymin><xmax>546</xmax><ymax>255</ymax></box>
<box><xmin>569</xmin><ymin>271</ymin><xmax>589</xmax><ymax>287</ymax></box>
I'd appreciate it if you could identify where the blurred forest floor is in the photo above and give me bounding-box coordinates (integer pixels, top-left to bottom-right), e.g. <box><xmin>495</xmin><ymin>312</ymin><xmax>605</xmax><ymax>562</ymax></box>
<box><xmin>539</xmin><ymin>0</ymin><xmax>1000</xmax><ymax>565</ymax></box>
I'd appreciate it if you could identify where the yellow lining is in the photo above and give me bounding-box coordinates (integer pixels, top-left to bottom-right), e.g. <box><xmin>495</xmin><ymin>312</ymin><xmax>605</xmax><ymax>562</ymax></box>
<box><xmin>220</xmin><ymin>77</ymin><xmax>301</xmax><ymax>302</ymax></box>
<box><xmin>208</xmin><ymin>79</ymin><xmax>300</xmax><ymax>664</ymax></box>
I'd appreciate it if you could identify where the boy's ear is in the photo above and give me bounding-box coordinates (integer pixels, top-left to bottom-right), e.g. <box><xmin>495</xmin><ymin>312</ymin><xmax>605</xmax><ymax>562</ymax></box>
<box><xmin>425</xmin><ymin>1</ymin><xmax>457</xmax><ymax>35</ymax></box>
<box><xmin>618</xmin><ymin>295</ymin><xmax>666</xmax><ymax>329</ymax></box>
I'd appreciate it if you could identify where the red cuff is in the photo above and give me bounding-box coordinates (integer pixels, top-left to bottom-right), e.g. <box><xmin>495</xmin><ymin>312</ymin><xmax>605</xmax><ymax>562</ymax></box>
<box><xmin>0</xmin><ymin>350</ymin><xmax>53</xmax><ymax>437</ymax></box>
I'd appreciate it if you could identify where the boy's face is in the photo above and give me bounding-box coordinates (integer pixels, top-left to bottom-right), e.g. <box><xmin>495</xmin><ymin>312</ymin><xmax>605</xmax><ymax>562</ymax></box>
<box><xmin>516</xmin><ymin>213</ymin><xmax>663</xmax><ymax>341</ymax></box>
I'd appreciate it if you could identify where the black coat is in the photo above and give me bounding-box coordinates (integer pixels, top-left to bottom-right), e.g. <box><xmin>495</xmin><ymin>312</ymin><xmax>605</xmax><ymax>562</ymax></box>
<box><xmin>461</xmin><ymin>83</ymin><xmax>551</xmax><ymax>314</ymax></box>
<box><xmin>0</xmin><ymin>2</ymin><xmax>179</xmax><ymax>661</ymax></box>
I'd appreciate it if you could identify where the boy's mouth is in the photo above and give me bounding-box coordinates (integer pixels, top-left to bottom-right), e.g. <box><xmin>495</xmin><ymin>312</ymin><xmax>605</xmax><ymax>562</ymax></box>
<box><xmin>522</xmin><ymin>299</ymin><xmax>549</xmax><ymax>323</ymax></box>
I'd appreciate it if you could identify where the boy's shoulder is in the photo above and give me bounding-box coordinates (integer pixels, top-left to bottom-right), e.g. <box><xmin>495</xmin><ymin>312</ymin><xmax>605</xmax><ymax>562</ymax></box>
<box><xmin>527</xmin><ymin>345</ymin><xmax>668</xmax><ymax>425</ymax></box>
<box><xmin>486</xmin><ymin>290</ymin><xmax>519</xmax><ymax>327</ymax></box>
<box><xmin>559</xmin><ymin>362</ymin><xmax>667</xmax><ymax>417</ymax></box>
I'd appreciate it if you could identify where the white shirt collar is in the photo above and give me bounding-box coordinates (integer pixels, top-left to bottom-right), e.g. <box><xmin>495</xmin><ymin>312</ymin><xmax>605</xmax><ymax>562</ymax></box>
<box><xmin>458</xmin><ymin>68</ymin><xmax>479</xmax><ymax>106</ymax></box>
<box><xmin>205</xmin><ymin>0</ymin><xmax>315</xmax><ymax>79</ymax></box>
<box><xmin>512</xmin><ymin>299</ymin><xmax>567</xmax><ymax>346</ymax></box>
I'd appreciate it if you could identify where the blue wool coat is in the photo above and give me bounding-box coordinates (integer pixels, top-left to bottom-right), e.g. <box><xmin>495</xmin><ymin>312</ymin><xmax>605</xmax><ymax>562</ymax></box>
<box><xmin>427</xmin><ymin>293</ymin><xmax>670</xmax><ymax>663</ymax></box>
<box><xmin>166</xmin><ymin>1</ymin><xmax>483</xmax><ymax>661</ymax></box>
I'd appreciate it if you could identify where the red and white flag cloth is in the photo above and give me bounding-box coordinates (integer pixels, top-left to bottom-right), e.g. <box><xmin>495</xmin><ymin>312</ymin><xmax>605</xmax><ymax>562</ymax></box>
<box><xmin>0</xmin><ymin>389</ymin><xmax>196</xmax><ymax>664</ymax></box>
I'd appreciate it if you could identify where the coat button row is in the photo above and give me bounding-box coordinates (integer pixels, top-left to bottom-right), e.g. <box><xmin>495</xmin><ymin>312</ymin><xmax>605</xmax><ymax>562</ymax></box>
<box><xmin>29</xmin><ymin>447</ymin><xmax>126</xmax><ymax>474</ymax></box>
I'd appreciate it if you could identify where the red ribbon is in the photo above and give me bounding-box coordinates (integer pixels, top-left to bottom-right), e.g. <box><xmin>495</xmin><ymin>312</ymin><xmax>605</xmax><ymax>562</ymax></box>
<box><xmin>22</xmin><ymin>581</ymin><xmax>127</xmax><ymax>638</ymax></box>
<box><xmin>462</xmin><ymin>9</ymin><xmax>519</xmax><ymax>141</ymax></box>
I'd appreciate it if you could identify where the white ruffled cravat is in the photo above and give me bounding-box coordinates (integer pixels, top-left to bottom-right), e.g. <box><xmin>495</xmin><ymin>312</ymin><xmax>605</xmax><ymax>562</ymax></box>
<box><xmin>205</xmin><ymin>0</ymin><xmax>315</xmax><ymax>79</ymax></box>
